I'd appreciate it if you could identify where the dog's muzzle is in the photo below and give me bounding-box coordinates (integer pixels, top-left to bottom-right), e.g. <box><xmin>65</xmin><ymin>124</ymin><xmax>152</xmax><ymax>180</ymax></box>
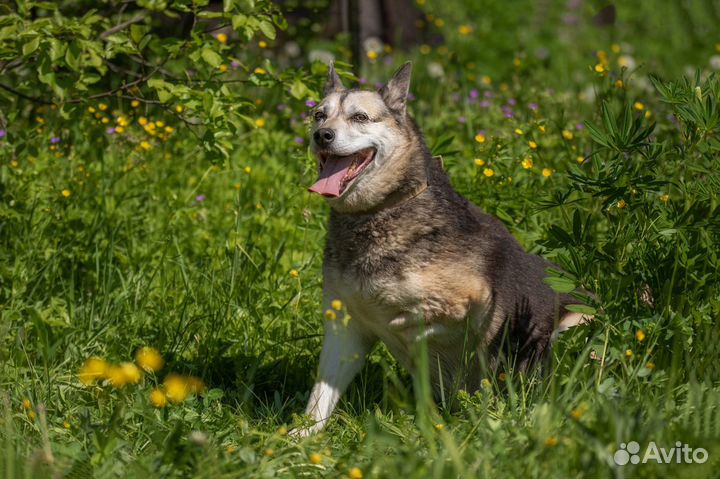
<box><xmin>313</xmin><ymin>128</ymin><xmax>335</xmax><ymax>147</ymax></box>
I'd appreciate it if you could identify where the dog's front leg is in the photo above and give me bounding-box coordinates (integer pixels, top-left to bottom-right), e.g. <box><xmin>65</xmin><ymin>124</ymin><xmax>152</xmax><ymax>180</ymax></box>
<box><xmin>293</xmin><ymin>305</ymin><xmax>376</xmax><ymax>437</ymax></box>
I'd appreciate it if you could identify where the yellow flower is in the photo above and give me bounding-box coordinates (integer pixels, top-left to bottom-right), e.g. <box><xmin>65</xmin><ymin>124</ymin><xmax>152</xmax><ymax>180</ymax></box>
<box><xmin>155</xmin><ymin>120</ymin><xmax>165</xmax><ymax>128</ymax></box>
<box><xmin>615</xmin><ymin>79</ymin><xmax>624</xmax><ymax>88</ymax></box>
<box><xmin>570</xmin><ymin>408</ymin><xmax>583</xmax><ymax>420</ymax></box>
<box><xmin>331</xmin><ymin>299</ymin><xmax>343</xmax><ymax>311</ymax></box>
<box><xmin>258</xmin><ymin>40</ymin><xmax>268</xmax><ymax>48</ymax></box>
<box><xmin>521</xmin><ymin>157</ymin><xmax>533</xmax><ymax>169</ymax></box>
<box><xmin>186</xmin><ymin>376</ymin><xmax>205</xmax><ymax>394</ymax></box>
<box><xmin>101</xmin><ymin>117</ymin><xmax>110</xmax><ymax>124</ymax></box>
<box><xmin>87</xmin><ymin>106</ymin><xmax>96</xmax><ymax>113</ymax></box>
<box><xmin>115</xmin><ymin>126</ymin><xmax>124</xmax><ymax>134</ymax></box>
<box><xmin>325</xmin><ymin>309</ymin><xmax>337</xmax><ymax>321</ymax></box>
<box><xmin>63</xmin><ymin>420</ymin><xmax>71</xmax><ymax>429</ymax></box>
<box><xmin>131</xmin><ymin>100</ymin><xmax>140</xmax><ymax>108</ymax></box>
<box><xmin>611</xmin><ymin>43</ymin><xmax>621</xmax><ymax>53</ymax></box>
<box><xmin>594</xmin><ymin>64</ymin><xmax>605</xmax><ymax>73</ymax></box>
<box><xmin>22</xmin><ymin>398</ymin><xmax>31</xmax><ymax>409</ymax></box>
<box><xmin>562</xmin><ymin>130</ymin><xmax>574</xmax><ymax>140</ymax></box>
<box><xmin>140</xmin><ymin>141</ymin><xmax>151</xmax><ymax>151</ymax></box>
<box><xmin>164</xmin><ymin>374</ymin><xmax>190</xmax><ymax>403</ymax></box>
<box><xmin>150</xmin><ymin>388</ymin><xmax>168</xmax><ymax>408</ymax></box>
<box><xmin>646</xmin><ymin>362</ymin><xmax>655</xmax><ymax>370</ymax></box>
<box><xmin>27</xmin><ymin>411</ymin><xmax>36</xmax><ymax>421</ymax></box>
<box><xmin>349</xmin><ymin>467</ymin><xmax>363</xmax><ymax>479</ymax></box>
<box><xmin>136</xmin><ymin>347</ymin><xmax>164</xmax><ymax>373</ymax></box>
<box><xmin>542</xmin><ymin>168</ymin><xmax>552</xmax><ymax>177</ymax></box>
<box><xmin>108</xmin><ymin>362</ymin><xmax>142</xmax><ymax>388</ymax></box>
<box><xmin>219</xmin><ymin>64</ymin><xmax>228</xmax><ymax>73</ymax></box>
<box><xmin>545</xmin><ymin>436</ymin><xmax>558</xmax><ymax>447</ymax></box>
<box><xmin>309</xmin><ymin>453</ymin><xmax>322</xmax><ymax>464</ymax></box>
<box><xmin>474</xmin><ymin>134</ymin><xmax>486</xmax><ymax>143</ymax></box>
<box><xmin>458</xmin><ymin>24</ymin><xmax>472</xmax><ymax>35</ymax></box>
<box><xmin>625</xmin><ymin>349</ymin><xmax>633</xmax><ymax>358</ymax></box>
<box><xmin>635</xmin><ymin>330</ymin><xmax>646</xmax><ymax>342</ymax></box>
<box><xmin>434</xmin><ymin>18</ymin><xmax>445</xmax><ymax>27</ymax></box>
<box><xmin>498</xmin><ymin>372</ymin><xmax>507</xmax><ymax>382</ymax></box>
<box><xmin>367</xmin><ymin>50</ymin><xmax>378</xmax><ymax>60</ymax></box>
<box><xmin>289</xmin><ymin>269</ymin><xmax>299</xmax><ymax>278</ymax></box>
<box><xmin>244</xmin><ymin>166</ymin><xmax>252</xmax><ymax>174</ymax></box>
<box><xmin>576</xmin><ymin>156</ymin><xmax>585</xmax><ymax>163</ymax></box>
<box><xmin>659</xmin><ymin>194</ymin><xmax>669</xmax><ymax>203</ymax></box>
<box><xmin>617</xmin><ymin>199</ymin><xmax>627</xmax><ymax>209</ymax></box>
<box><xmin>254</xmin><ymin>67</ymin><xmax>266</xmax><ymax>75</ymax></box>
<box><xmin>538</xmin><ymin>125</ymin><xmax>546</xmax><ymax>133</ymax></box>
<box><xmin>499</xmin><ymin>83</ymin><xmax>509</xmax><ymax>92</ymax></box>
<box><xmin>277</xmin><ymin>426</ymin><xmax>288</xmax><ymax>435</ymax></box>
<box><xmin>633</xmin><ymin>102</ymin><xmax>645</xmax><ymax>111</ymax></box>
<box><xmin>175</xmin><ymin>105</ymin><xmax>184</xmax><ymax>113</ymax></box>
<box><xmin>481</xmin><ymin>75</ymin><xmax>492</xmax><ymax>85</ymax></box>
<box><xmin>78</xmin><ymin>357</ymin><xmax>109</xmax><ymax>385</ymax></box>
<box><xmin>474</xmin><ymin>158</ymin><xmax>485</xmax><ymax>167</ymax></box>
<box><xmin>98</xmin><ymin>103</ymin><xmax>108</xmax><ymax>111</ymax></box>
<box><xmin>138</xmin><ymin>117</ymin><xmax>148</xmax><ymax>126</ymax></box>
<box><xmin>514</xmin><ymin>128</ymin><xmax>523</xmax><ymax>135</ymax></box>
<box><xmin>434</xmin><ymin>423</ymin><xmax>444</xmax><ymax>430</ymax></box>
<box><xmin>216</xmin><ymin>33</ymin><xmax>228</xmax><ymax>44</ymax></box>
<box><xmin>528</xmin><ymin>140</ymin><xmax>538</xmax><ymax>149</ymax></box>
<box><xmin>255</xmin><ymin>118</ymin><xmax>266</xmax><ymax>128</ymax></box>
<box><xmin>644</xmin><ymin>110</ymin><xmax>652</xmax><ymax>120</ymax></box>
<box><xmin>165</xmin><ymin>126</ymin><xmax>174</xmax><ymax>134</ymax></box>
<box><xmin>62</xmin><ymin>189</ymin><xmax>72</xmax><ymax>198</ymax></box>
<box><xmin>481</xmin><ymin>378</ymin><xmax>491</xmax><ymax>388</ymax></box>
<box><xmin>264</xmin><ymin>448</ymin><xmax>274</xmax><ymax>457</ymax></box>
<box><xmin>483</xmin><ymin>168</ymin><xmax>494</xmax><ymax>177</ymax></box>
<box><xmin>419</xmin><ymin>44</ymin><xmax>431</xmax><ymax>55</ymax></box>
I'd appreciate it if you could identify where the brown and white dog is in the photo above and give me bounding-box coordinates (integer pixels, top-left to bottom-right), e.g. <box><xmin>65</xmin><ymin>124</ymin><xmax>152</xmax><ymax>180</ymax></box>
<box><xmin>295</xmin><ymin>62</ymin><xmax>589</xmax><ymax>436</ymax></box>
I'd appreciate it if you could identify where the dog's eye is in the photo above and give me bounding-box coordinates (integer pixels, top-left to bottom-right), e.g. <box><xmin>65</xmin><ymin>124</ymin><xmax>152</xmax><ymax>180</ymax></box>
<box><xmin>351</xmin><ymin>113</ymin><xmax>369</xmax><ymax>122</ymax></box>
<box><xmin>314</xmin><ymin>111</ymin><xmax>326</xmax><ymax>122</ymax></box>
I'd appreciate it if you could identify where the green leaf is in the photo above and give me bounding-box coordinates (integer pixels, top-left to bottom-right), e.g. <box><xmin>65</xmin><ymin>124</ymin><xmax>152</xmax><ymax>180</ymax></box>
<box><xmin>543</xmin><ymin>276</ymin><xmax>577</xmax><ymax>294</ymax></box>
<box><xmin>22</xmin><ymin>36</ymin><xmax>40</xmax><ymax>56</ymax></box>
<box><xmin>201</xmin><ymin>48</ymin><xmax>223</xmax><ymax>67</ymax></box>
<box><xmin>565</xmin><ymin>304</ymin><xmax>597</xmax><ymax>315</ymax></box>
<box><xmin>258</xmin><ymin>19</ymin><xmax>276</xmax><ymax>40</ymax></box>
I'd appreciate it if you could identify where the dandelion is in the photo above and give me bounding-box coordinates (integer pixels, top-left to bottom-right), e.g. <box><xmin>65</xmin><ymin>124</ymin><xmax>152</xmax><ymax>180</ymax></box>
<box><xmin>244</xmin><ymin>166</ymin><xmax>252</xmax><ymax>174</ymax></box>
<box><xmin>570</xmin><ymin>408</ymin><xmax>583</xmax><ymax>420</ymax></box>
<box><xmin>635</xmin><ymin>330</ymin><xmax>646</xmax><ymax>342</ymax></box>
<box><xmin>63</xmin><ymin>420</ymin><xmax>71</xmax><ymax>429</ymax></box>
<box><xmin>594</xmin><ymin>64</ymin><xmax>605</xmax><ymax>73</ymax></box>
<box><xmin>458</xmin><ymin>24</ymin><xmax>472</xmax><ymax>35</ymax></box>
<box><xmin>150</xmin><ymin>388</ymin><xmax>168</xmax><ymax>408</ymax></box>
<box><xmin>483</xmin><ymin>168</ymin><xmax>494</xmax><ymax>177</ymax></box>
<box><xmin>264</xmin><ymin>448</ymin><xmax>274</xmax><ymax>457</ymax></box>
<box><xmin>27</xmin><ymin>411</ymin><xmax>36</xmax><ymax>421</ymax></box>
<box><xmin>366</xmin><ymin>50</ymin><xmax>379</xmax><ymax>60</ymax></box>
<box><xmin>498</xmin><ymin>372</ymin><xmax>507</xmax><ymax>382</ymax></box>
<box><xmin>435</xmin><ymin>423</ymin><xmax>444</xmax><ymax>430</ymax></box>
<box><xmin>646</xmin><ymin>362</ymin><xmax>655</xmax><ymax>370</ymax></box>
<box><xmin>255</xmin><ymin>118</ymin><xmax>266</xmax><ymax>128</ymax></box>
<box><xmin>474</xmin><ymin>133</ymin><xmax>486</xmax><ymax>143</ymax></box>
<box><xmin>164</xmin><ymin>374</ymin><xmax>190</xmax><ymax>403</ymax></box>
<box><xmin>98</xmin><ymin>103</ymin><xmax>108</xmax><ymax>111</ymax></box>
<box><xmin>289</xmin><ymin>269</ymin><xmax>299</xmax><ymax>278</ymax></box>
<box><xmin>542</xmin><ymin>168</ymin><xmax>552</xmax><ymax>177</ymax></box>
<box><xmin>474</xmin><ymin>158</ymin><xmax>485</xmax><ymax>167</ymax></box>
<box><xmin>615</xmin><ymin>79</ymin><xmax>624</xmax><ymax>88</ymax></box>
<box><xmin>216</xmin><ymin>33</ymin><xmax>228</xmax><ymax>44</ymax></box>
<box><xmin>545</xmin><ymin>436</ymin><xmax>558</xmax><ymax>447</ymax></box>
<box><xmin>521</xmin><ymin>157</ymin><xmax>533</xmax><ymax>169</ymax></box>
<box><xmin>219</xmin><ymin>64</ymin><xmax>228</xmax><ymax>73</ymax></box>
<box><xmin>140</xmin><ymin>141</ymin><xmax>151</xmax><ymax>151</ymax></box>
<box><xmin>331</xmin><ymin>299</ymin><xmax>343</xmax><ymax>311</ymax></box>
<box><xmin>101</xmin><ymin>118</ymin><xmax>110</xmax><ymax>124</ymax></box>
<box><xmin>309</xmin><ymin>453</ymin><xmax>322</xmax><ymax>464</ymax></box>
<box><xmin>617</xmin><ymin>199</ymin><xmax>627</xmax><ymax>209</ymax></box>
<box><xmin>625</xmin><ymin>349</ymin><xmax>633</xmax><ymax>358</ymax></box>
<box><xmin>115</xmin><ymin>127</ymin><xmax>125</xmax><ymax>134</ymax></box>
<box><xmin>87</xmin><ymin>106</ymin><xmax>96</xmax><ymax>113</ymax></box>
<box><xmin>277</xmin><ymin>426</ymin><xmax>288</xmax><ymax>435</ymax></box>
<box><xmin>36</xmin><ymin>116</ymin><xmax>45</xmax><ymax>124</ymax></box>
<box><xmin>165</xmin><ymin>126</ymin><xmax>174</xmax><ymax>134</ymax></box>
<box><xmin>419</xmin><ymin>44</ymin><xmax>431</xmax><ymax>55</ymax></box>
<box><xmin>110</xmin><ymin>362</ymin><xmax>142</xmax><ymax>387</ymax></box>
<box><xmin>644</xmin><ymin>110</ymin><xmax>652</xmax><ymax>120</ymax></box>
<box><xmin>138</xmin><ymin>117</ymin><xmax>148</xmax><ymax>126</ymax></box>
<box><xmin>131</xmin><ymin>100</ymin><xmax>140</xmax><ymax>108</ymax></box>
<box><xmin>514</xmin><ymin>128</ymin><xmax>523</xmax><ymax>135</ymax></box>
<box><xmin>136</xmin><ymin>347</ymin><xmax>164</xmax><ymax>373</ymax></box>
<box><xmin>481</xmin><ymin>75</ymin><xmax>492</xmax><ymax>85</ymax></box>
<box><xmin>325</xmin><ymin>309</ymin><xmax>337</xmax><ymax>321</ymax></box>
<box><xmin>60</xmin><ymin>189</ymin><xmax>72</xmax><ymax>198</ymax></box>
<box><xmin>175</xmin><ymin>105</ymin><xmax>184</xmax><ymax>113</ymax></box>
<box><xmin>349</xmin><ymin>468</ymin><xmax>363</xmax><ymax>479</ymax></box>
<box><xmin>633</xmin><ymin>102</ymin><xmax>645</xmax><ymax>111</ymax></box>
<box><xmin>576</xmin><ymin>156</ymin><xmax>585</xmax><ymax>163</ymax></box>
<box><xmin>22</xmin><ymin>399</ymin><xmax>31</xmax><ymax>409</ymax></box>
<box><xmin>528</xmin><ymin>140</ymin><xmax>538</xmax><ymax>149</ymax></box>
<box><xmin>562</xmin><ymin>130</ymin><xmax>574</xmax><ymax>140</ymax></box>
<box><xmin>538</xmin><ymin>125</ymin><xmax>546</xmax><ymax>133</ymax></box>
<box><xmin>659</xmin><ymin>194</ymin><xmax>669</xmax><ymax>203</ymax></box>
<box><xmin>611</xmin><ymin>43</ymin><xmax>621</xmax><ymax>53</ymax></box>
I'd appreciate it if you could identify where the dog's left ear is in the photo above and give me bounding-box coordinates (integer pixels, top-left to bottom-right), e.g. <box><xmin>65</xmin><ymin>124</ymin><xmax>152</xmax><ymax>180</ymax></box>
<box><xmin>381</xmin><ymin>62</ymin><xmax>412</xmax><ymax>115</ymax></box>
<box><xmin>324</xmin><ymin>62</ymin><xmax>346</xmax><ymax>96</ymax></box>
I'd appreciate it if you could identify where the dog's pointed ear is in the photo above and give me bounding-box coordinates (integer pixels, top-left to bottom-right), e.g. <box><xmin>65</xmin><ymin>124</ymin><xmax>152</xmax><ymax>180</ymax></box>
<box><xmin>324</xmin><ymin>62</ymin><xmax>345</xmax><ymax>96</ymax></box>
<box><xmin>380</xmin><ymin>62</ymin><xmax>412</xmax><ymax>114</ymax></box>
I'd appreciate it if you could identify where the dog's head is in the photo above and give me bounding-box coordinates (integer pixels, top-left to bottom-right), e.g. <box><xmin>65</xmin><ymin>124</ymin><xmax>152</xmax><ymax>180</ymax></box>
<box><xmin>308</xmin><ymin>62</ymin><xmax>425</xmax><ymax>213</ymax></box>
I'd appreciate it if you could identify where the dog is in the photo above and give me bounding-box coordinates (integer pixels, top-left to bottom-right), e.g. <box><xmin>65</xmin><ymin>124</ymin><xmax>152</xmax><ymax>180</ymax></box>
<box><xmin>295</xmin><ymin>62</ymin><xmax>590</xmax><ymax>436</ymax></box>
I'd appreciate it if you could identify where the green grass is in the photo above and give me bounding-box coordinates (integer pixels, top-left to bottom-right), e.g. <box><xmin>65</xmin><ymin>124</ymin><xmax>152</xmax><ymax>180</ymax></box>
<box><xmin>2</xmin><ymin>1</ymin><xmax>720</xmax><ymax>477</ymax></box>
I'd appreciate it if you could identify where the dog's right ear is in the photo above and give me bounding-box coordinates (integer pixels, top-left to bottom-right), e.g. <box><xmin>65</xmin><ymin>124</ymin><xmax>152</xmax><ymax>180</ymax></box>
<box><xmin>324</xmin><ymin>62</ymin><xmax>345</xmax><ymax>96</ymax></box>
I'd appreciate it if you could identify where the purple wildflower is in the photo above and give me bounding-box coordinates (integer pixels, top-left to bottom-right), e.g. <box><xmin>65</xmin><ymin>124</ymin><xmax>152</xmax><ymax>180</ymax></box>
<box><xmin>469</xmin><ymin>89</ymin><xmax>479</xmax><ymax>99</ymax></box>
<box><xmin>479</xmin><ymin>100</ymin><xmax>491</xmax><ymax>108</ymax></box>
<box><xmin>458</xmin><ymin>116</ymin><xmax>466</xmax><ymax>124</ymax></box>
<box><xmin>0</xmin><ymin>129</ymin><xmax>6</xmax><ymax>138</ymax></box>
<box><xmin>305</xmin><ymin>100</ymin><xmax>317</xmax><ymax>108</ymax></box>
<box><xmin>508</xmin><ymin>98</ymin><xmax>517</xmax><ymax>106</ymax></box>
<box><xmin>299</xmin><ymin>112</ymin><xmax>308</xmax><ymax>120</ymax></box>
<box><xmin>484</xmin><ymin>91</ymin><xmax>494</xmax><ymax>98</ymax></box>
<box><xmin>106</xmin><ymin>127</ymin><xmax>116</xmax><ymax>135</ymax></box>
<box><xmin>293</xmin><ymin>136</ymin><xmax>304</xmax><ymax>144</ymax></box>
<box><xmin>276</xmin><ymin>103</ymin><xmax>286</xmax><ymax>111</ymax></box>
<box><xmin>359</xmin><ymin>77</ymin><xmax>368</xmax><ymax>85</ymax></box>
<box><xmin>407</xmin><ymin>93</ymin><xmax>416</xmax><ymax>101</ymax></box>
<box><xmin>575</xmin><ymin>123</ymin><xmax>585</xmax><ymax>130</ymax></box>
<box><xmin>375</xmin><ymin>82</ymin><xmax>385</xmax><ymax>89</ymax></box>
<box><xmin>528</xmin><ymin>102</ymin><xmax>539</xmax><ymax>111</ymax></box>
<box><xmin>50</xmin><ymin>136</ymin><xmax>61</xmax><ymax>144</ymax></box>
<box><xmin>231</xmin><ymin>60</ymin><xmax>241</xmax><ymax>69</ymax></box>
<box><xmin>195</xmin><ymin>195</ymin><xmax>206</xmax><ymax>202</ymax></box>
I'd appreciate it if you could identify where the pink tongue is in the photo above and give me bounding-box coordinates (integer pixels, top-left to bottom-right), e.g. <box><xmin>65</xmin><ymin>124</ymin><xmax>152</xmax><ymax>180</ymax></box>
<box><xmin>308</xmin><ymin>155</ymin><xmax>355</xmax><ymax>197</ymax></box>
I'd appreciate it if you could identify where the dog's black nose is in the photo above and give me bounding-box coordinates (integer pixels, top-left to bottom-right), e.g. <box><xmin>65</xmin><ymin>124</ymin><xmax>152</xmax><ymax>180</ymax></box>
<box><xmin>314</xmin><ymin>128</ymin><xmax>335</xmax><ymax>146</ymax></box>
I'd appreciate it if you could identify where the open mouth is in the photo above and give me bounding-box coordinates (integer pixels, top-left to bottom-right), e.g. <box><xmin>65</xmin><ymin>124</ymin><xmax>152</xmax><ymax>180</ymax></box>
<box><xmin>308</xmin><ymin>147</ymin><xmax>376</xmax><ymax>198</ymax></box>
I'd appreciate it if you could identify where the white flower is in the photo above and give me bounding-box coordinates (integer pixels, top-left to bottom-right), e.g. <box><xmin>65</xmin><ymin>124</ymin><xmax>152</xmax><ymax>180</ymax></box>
<box><xmin>308</xmin><ymin>49</ymin><xmax>335</xmax><ymax>65</ymax></box>
<box><xmin>709</xmin><ymin>55</ymin><xmax>720</xmax><ymax>70</ymax></box>
<box><xmin>362</xmin><ymin>36</ymin><xmax>383</xmax><ymax>54</ymax></box>
<box><xmin>427</xmin><ymin>62</ymin><xmax>444</xmax><ymax>78</ymax></box>
<box><xmin>284</xmin><ymin>41</ymin><xmax>301</xmax><ymax>58</ymax></box>
<box><xmin>618</xmin><ymin>55</ymin><xmax>636</xmax><ymax>70</ymax></box>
